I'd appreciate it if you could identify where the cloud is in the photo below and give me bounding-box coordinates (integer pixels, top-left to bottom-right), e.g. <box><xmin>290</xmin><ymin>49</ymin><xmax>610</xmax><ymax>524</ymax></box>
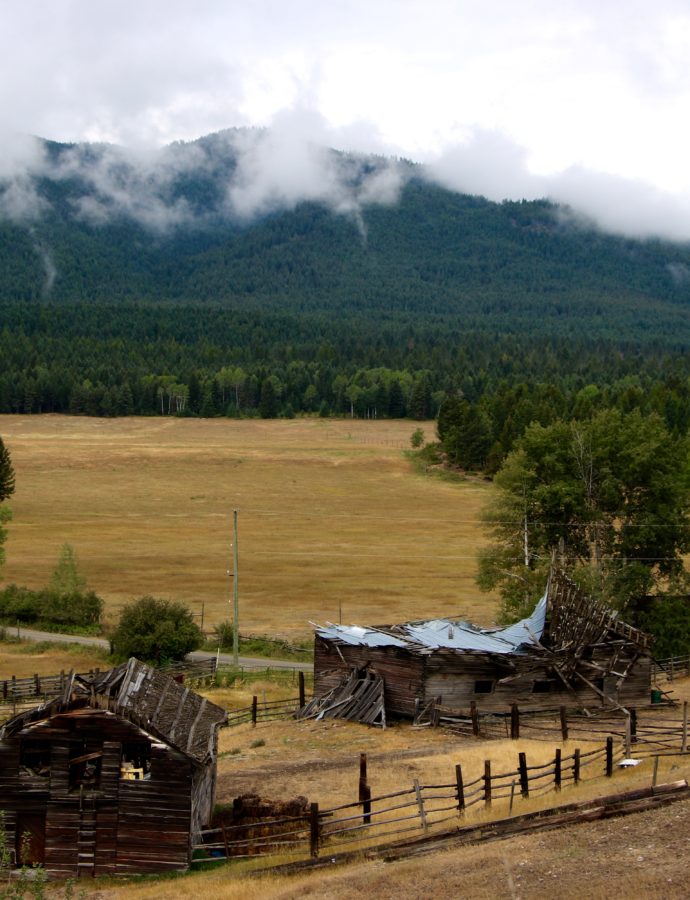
<box><xmin>0</xmin><ymin>133</ymin><xmax>48</xmax><ymax>222</ymax></box>
<box><xmin>428</xmin><ymin>131</ymin><xmax>547</xmax><ymax>201</ymax></box>
<box><xmin>2</xmin><ymin>119</ymin><xmax>690</xmax><ymax>245</ymax></box>
<box><xmin>426</xmin><ymin>129</ymin><xmax>690</xmax><ymax>242</ymax></box>
<box><xmin>548</xmin><ymin>167</ymin><xmax>690</xmax><ymax>242</ymax></box>
<box><xmin>226</xmin><ymin>109</ymin><xmax>405</xmax><ymax>226</ymax></box>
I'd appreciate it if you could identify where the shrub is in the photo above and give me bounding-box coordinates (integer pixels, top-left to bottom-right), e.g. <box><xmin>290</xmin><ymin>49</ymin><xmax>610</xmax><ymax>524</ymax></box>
<box><xmin>0</xmin><ymin>583</ymin><xmax>103</xmax><ymax>628</ymax></box>
<box><xmin>112</xmin><ymin>596</ymin><xmax>204</xmax><ymax>665</ymax></box>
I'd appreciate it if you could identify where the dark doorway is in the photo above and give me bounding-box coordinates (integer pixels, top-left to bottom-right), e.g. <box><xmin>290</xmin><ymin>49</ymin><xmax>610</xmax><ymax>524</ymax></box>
<box><xmin>15</xmin><ymin>813</ymin><xmax>46</xmax><ymax>866</ymax></box>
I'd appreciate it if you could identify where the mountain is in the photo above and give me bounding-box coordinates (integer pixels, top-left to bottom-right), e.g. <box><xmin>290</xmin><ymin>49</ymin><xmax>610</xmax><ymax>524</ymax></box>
<box><xmin>0</xmin><ymin>131</ymin><xmax>689</xmax><ymax>425</ymax></box>
<box><xmin>0</xmin><ymin>132</ymin><xmax>689</xmax><ymax>337</ymax></box>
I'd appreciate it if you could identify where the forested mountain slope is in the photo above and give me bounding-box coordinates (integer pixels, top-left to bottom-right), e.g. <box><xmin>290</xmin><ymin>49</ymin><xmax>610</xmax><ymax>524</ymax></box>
<box><xmin>0</xmin><ymin>131</ymin><xmax>689</xmax><ymax>427</ymax></box>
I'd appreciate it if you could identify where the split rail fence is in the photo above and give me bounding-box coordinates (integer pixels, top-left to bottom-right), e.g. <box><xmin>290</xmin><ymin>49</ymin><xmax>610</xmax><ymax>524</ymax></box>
<box><xmin>194</xmin><ymin>738</ymin><xmax>625</xmax><ymax>863</ymax></box>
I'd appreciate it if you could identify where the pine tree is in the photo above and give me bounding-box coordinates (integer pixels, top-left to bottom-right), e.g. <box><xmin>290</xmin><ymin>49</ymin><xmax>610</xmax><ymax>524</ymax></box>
<box><xmin>0</xmin><ymin>437</ymin><xmax>14</xmax><ymax>503</ymax></box>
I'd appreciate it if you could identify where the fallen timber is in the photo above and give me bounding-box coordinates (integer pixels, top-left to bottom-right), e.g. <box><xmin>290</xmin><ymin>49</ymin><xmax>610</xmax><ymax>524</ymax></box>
<box><xmin>250</xmin><ymin>780</ymin><xmax>690</xmax><ymax>876</ymax></box>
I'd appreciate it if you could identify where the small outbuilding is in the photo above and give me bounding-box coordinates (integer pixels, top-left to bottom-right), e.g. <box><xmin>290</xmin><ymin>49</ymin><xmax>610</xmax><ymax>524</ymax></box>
<box><xmin>311</xmin><ymin>569</ymin><xmax>653</xmax><ymax>721</ymax></box>
<box><xmin>0</xmin><ymin>658</ymin><xmax>227</xmax><ymax>878</ymax></box>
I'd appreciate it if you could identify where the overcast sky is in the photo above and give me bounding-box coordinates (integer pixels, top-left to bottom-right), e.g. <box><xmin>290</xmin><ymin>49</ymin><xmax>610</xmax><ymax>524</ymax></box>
<box><xmin>2</xmin><ymin>0</ymin><xmax>690</xmax><ymax>239</ymax></box>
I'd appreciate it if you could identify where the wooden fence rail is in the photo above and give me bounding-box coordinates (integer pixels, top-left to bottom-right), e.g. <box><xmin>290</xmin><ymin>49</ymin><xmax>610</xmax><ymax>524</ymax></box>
<box><xmin>193</xmin><ymin>738</ymin><xmax>628</xmax><ymax>863</ymax></box>
<box><xmin>651</xmin><ymin>654</ymin><xmax>690</xmax><ymax>680</ymax></box>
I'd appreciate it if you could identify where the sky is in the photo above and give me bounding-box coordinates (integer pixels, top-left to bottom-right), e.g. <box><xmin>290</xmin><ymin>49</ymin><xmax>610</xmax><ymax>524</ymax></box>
<box><xmin>2</xmin><ymin>0</ymin><xmax>690</xmax><ymax>239</ymax></box>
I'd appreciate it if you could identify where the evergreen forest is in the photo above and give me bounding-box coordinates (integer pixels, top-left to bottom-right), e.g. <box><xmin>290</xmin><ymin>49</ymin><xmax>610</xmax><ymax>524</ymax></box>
<box><xmin>1</xmin><ymin>132</ymin><xmax>690</xmax><ymax>470</ymax></box>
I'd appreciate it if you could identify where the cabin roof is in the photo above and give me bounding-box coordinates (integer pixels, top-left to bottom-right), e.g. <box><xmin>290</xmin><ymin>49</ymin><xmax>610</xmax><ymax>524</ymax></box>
<box><xmin>0</xmin><ymin>658</ymin><xmax>227</xmax><ymax>766</ymax></box>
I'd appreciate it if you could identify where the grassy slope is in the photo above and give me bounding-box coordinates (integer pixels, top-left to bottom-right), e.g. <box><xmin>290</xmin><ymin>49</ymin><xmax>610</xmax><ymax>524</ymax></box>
<box><xmin>0</xmin><ymin>415</ymin><xmax>495</xmax><ymax>639</ymax></box>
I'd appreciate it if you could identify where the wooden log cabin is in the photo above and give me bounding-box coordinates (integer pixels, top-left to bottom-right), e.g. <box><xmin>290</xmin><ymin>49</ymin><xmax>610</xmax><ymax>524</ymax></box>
<box><xmin>313</xmin><ymin>570</ymin><xmax>653</xmax><ymax>720</ymax></box>
<box><xmin>0</xmin><ymin>658</ymin><xmax>227</xmax><ymax>878</ymax></box>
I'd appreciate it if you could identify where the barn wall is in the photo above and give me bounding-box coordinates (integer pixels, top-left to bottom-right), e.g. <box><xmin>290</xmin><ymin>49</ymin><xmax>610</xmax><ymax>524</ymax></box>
<box><xmin>0</xmin><ymin>713</ymin><xmax>198</xmax><ymax>878</ymax></box>
<box><xmin>314</xmin><ymin>636</ymin><xmax>424</xmax><ymax>718</ymax></box>
<box><xmin>423</xmin><ymin>650</ymin><xmax>652</xmax><ymax>713</ymax></box>
<box><xmin>315</xmin><ymin>637</ymin><xmax>652</xmax><ymax>716</ymax></box>
<box><xmin>115</xmin><ymin>746</ymin><xmax>192</xmax><ymax>874</ymax></box>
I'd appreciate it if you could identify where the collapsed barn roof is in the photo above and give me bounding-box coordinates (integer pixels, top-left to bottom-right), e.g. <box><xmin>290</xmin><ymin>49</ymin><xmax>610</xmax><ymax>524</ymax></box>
<box><xmin>315</xmin><ymin>591</ymin><xmax>548</xmax><ymax>654</ymax></box>
<box><xmin>0</xmin><ymin>657</ymin><xmax>227</xmax><ymax>766</ymax></box>
<box><xmin>314</xmin><ymin>569</ymin><xmax>651</xmax><ymax>658</ymax></box>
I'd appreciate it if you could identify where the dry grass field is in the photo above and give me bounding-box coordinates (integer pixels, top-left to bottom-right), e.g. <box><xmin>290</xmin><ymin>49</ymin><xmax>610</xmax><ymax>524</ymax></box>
<box><xmin>0</xmin><ymin>639</ymin><xmax>109</xmax><ymax>678</ymax></box>
<box><xmin>0</xmin><ymin>414</ymin><xmax>497</xmax><ymax>639</ymax></box>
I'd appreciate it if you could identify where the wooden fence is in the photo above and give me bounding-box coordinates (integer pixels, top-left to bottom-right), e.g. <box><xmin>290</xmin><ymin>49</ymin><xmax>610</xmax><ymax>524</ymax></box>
<box><xmin>194</xmin><ymin>739</ymin><xmax>623</xmax><ymax>862</ymax></box>
<box><xmin>651</xmin><ymin>653</ymin><xmax>690</xmax><ymax>681</ymax></box>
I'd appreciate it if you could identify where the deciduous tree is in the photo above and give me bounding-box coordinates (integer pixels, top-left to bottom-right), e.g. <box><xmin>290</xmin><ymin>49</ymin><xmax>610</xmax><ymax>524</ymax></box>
<box><xmin>478</xmin><ymin>410</ymin><xmax>690</xmax><ymax>619</ymax></box>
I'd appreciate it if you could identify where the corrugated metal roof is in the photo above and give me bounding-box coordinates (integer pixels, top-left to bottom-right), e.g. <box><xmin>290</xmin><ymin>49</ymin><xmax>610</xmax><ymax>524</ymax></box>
<box><xmin>315</xmin><ymin>590</ymin><xmax>548</xmax><ymax>654</ymax></box>
<box><xmin>315</xmin><ymin>623</ymin><xmax>408</xmax><ymax>647</ymax></box>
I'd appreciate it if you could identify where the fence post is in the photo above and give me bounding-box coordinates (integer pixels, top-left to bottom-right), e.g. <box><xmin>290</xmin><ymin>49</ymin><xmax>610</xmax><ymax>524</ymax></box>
<box><xmin>309</xmin><ymin>802</ymin><xmax>320</xmax><ymax>858</ymax></box>
<box><xmin>251</xmin><ymin>695</ymin><xmax>258</xmax><ymax>727</ymax></box>
<box><xmin>509</xmin><ymin>780</ymin><xmax>516</xmax><ymax>814</ymax></box>
<box><xmin>510</xmin><ymin>704</ymin><xmax>520</xmax><ymax>740</ymax></box>
<box><xmin>222</xmin><ymin>825</ymin><xmax>230</xmax><ymax>859</ymax></box>
<box><xmin>455</xmin><ymin>764</ymin><xmax>465</xmax><ymax>814</ymax></box>
<box><xmin>34</xmin><ymin>674</ymin><xmax>40</xmax><ymax>696</ymax></box>
<box><xmin>359</xmin><ymin>752</ymin><xmax>367</xmax><ymax>788</ymax></box>
<box><xmin>471</xmin><ymin>701</ymin><xmax>480</xmax><ymax>736</ymax></box>
<box><xmin>298</xmin><ymin>671</ymin><xmax>306</xmax><ymax>708</ymax></box>
<box><xmin>359</xmin><ymin>753</ymin><xmax>370</xmax><ymax>825</ymax></box>
<box><xmin>560</xmin><ymin>706</ymin><xmax>568</xmax><ymax>742</ymax></box>
<box><xmin>413</xmin><ymin>778</ymin><xmax>427</xmax><ymax>829</ymax></box>
<box><xmin>605</xmin><ymin>737</ymin><xmax>613</xmax><ymax>777</ymax></box>
<box><xmin>652</xmin><ymin>755</ymin><xmax>659</xmax><ymax>789</ymax></box>
<box><xmin>362</xmin><ymin>783</ymin><xmax>372</xmax><ymax>826</ymax></box>
<box><xmin>518</xmin><ymin>752</ymin><xmax>529</xmax><ymax>798</ymax></box>
<box><xmin>573</xmin><ymin>748</ymin><xmax>581</xmax><ymax>784</ymax></box>
<box><xmin>554</xmin><ymin>748</ymin><xmax>562</xmax><ymax>790</ymax></box>
<box><xmin>630</xmin><ymin>708</ymin><xmax>637</xmax><ymax>744</ymax></box>
<box><xmin>625</xmin><ymin>714</ymin><xmax>632</xmax><ymax>757</ymax></box>
<box><xmin>682</xmin><ymin>701</ymin><xmax>688</xmax><ymax>754</ymax></box>
<box><xmin>483</xmin><ymin>760</ymin><xmax>492</xmax><ymax>807</ymax></box>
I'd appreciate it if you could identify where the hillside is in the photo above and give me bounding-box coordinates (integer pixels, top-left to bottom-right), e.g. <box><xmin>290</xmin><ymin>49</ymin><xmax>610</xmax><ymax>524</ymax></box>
<box><xmin>0</xmin><ymin>131</ymin><xmax>690</xmax><ymax>422</ymax></box>
<box><xmin>1</xmin><ymin>132</ymin><xmax>690</xmax><ymax>336</ymax></box>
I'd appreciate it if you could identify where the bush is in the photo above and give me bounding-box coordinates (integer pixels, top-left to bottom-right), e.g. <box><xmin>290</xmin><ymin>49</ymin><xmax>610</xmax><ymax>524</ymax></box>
<box><xmin>0</xmin><ymin>583</ymin><xmax>103</xmax><ymax>628</ymax></box>
<box><xmin>0</xmin><ymin>584</ymin><xmax>42</xmax><ymax>622</ymax></box>
<box><xmin>112</xmin><ymin>596</ymin><xmax>204</xmax><ymax>665</ymax></box>
<box><xmin>213</xmin><ymin>621</ymin><xmax>234</xmax><ymax>648</ymax></box>
<box><xmin>43</xmin><ymin>589</ymin><xmax>103</xmax><ymax>626</ymax></box>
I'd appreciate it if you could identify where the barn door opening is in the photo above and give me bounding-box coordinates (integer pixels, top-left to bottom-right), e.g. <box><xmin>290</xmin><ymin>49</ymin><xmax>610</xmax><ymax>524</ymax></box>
<box><xmin>15</xmin><ymin>812</ymin><xmax>46</xmax><ymax>866</ymax></box>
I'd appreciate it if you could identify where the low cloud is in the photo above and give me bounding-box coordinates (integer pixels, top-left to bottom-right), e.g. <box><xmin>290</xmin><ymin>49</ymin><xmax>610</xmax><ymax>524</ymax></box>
<box><xmin>0</xmin><ymin>115</ymin><xmax>406</xmax><ymax>237</ymax></box>
<box><xmin>2</xmin><ymin>122</ymin><xmax>690</xmax><ymax>246</ymax></box>
<box><xmin>428</xmin><ymin>129</ymin><xmax>690</xmax><ymax>243</ymax></box>
<box><xmin>226</xmin><ymin>110</ymin><xmax>406</xmax><ymax>229</ymax></box>
<box><xmin>0</xmin><ymin>132</ymin><xmax>47</xmax><ymax>222</ymax></box>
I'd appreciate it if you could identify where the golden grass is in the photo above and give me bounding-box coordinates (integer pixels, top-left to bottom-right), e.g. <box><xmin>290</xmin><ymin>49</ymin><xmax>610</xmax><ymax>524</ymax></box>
<box><xmin>0</xmin><ymin>415</ymin><xmax>496</xmax><ymax>639</ymax></box>
<box><xmin>0</xmin><ymin>639</ymin><xmax>109</xmax><ymax>679</ymax></box>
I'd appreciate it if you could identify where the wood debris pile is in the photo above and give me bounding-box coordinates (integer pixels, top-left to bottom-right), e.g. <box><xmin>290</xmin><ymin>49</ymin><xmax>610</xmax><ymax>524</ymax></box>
<box><xmin>297</xmin><ymin>669</ymin><xmax>385</xmax><ymax>726</ymax></box>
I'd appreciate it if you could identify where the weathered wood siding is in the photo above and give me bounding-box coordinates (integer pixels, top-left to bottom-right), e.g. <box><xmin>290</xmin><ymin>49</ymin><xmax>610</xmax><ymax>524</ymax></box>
<box><xmin>314</xmin><ymin>636</ymin><xmax>424</xmax><ymax>718</ymax></box>
<box><xmin>315</xmin><ymin>640</ymin><xmax>653</xmax><ymax>717</ymax></box>
<box><xmin>424</xmin><ymin>652</ymin><xmax>652</xmax><ymax>712</ymax></box>
<box><xmin>0</xmin><ymin>711</ymin><xmax>199</xmax><ymax>878</ymax></box>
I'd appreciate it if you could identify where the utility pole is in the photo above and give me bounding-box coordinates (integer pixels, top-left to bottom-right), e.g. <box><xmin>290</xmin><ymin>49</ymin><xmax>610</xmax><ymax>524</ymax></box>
<box><xmin>232</xmin><ymin>509</ymin><xmax>239</xmax><ymax>666</ymax></box>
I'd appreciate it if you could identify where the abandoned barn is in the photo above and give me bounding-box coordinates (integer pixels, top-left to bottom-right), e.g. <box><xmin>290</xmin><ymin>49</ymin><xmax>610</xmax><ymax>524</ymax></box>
<box><xmin>310</xmin><ymin>570</ymin><xmax>653</xmax><ymax>722</ymax></box>
<box><xmin>0</xmin><ymin>658</ymin><xmax>227</xmax><ymax>878</ymax></box>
